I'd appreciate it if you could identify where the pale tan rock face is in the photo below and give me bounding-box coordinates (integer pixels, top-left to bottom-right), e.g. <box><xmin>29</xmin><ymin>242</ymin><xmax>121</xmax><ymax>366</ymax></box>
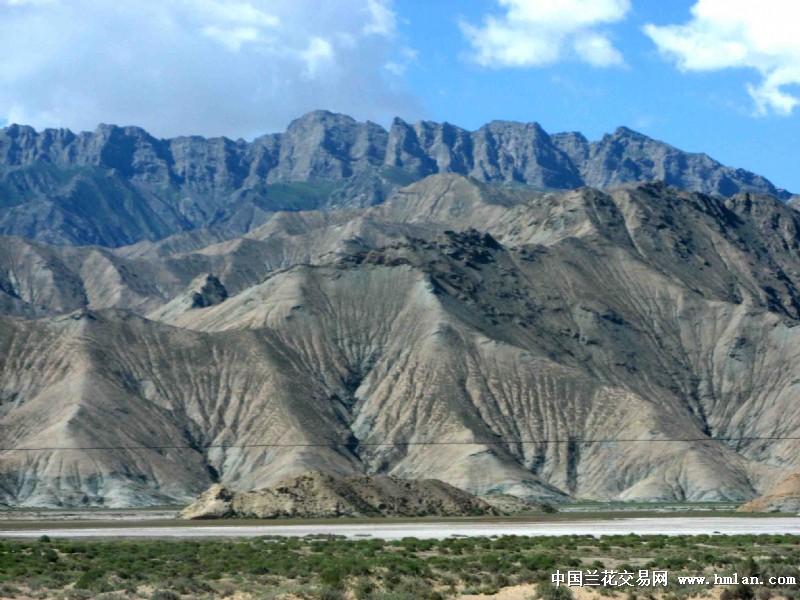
<box><xmin>1</xmin><ymin>175</ymin><xmax>800</xmax><ymax>506</ymax></box>
<box><xmin>737</xmin><ymin>473</ymin><xmax>800</xmax><ymax>512</ymax></box>
<box><xmin>478</xmin><ymin>494</ymin><xmax>556</xmax><ymax>514</ymax></box>
<box><xmin>179</xmin><ymin>472</ymin><xmax>501</xmax><ymax>519</ymax></box>
<box><xmin>180</xmin><ymin>483</ymin><xmax>235</xmax><ymax>519</ymax></box>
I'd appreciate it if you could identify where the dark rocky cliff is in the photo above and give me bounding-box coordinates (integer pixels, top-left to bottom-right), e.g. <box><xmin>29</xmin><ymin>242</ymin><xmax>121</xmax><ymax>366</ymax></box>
<box><xmin>0</xmin><ymin>110</ymin><xmax>791</xmax><ymax>246</ymax></box>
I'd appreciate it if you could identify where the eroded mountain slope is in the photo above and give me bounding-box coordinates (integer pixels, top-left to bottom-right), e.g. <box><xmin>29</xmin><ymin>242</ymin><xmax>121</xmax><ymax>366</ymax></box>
<box><xmin>1</xmin><ymin>177</ymin><xmax>800</xmax><ymax>506</ymax></box>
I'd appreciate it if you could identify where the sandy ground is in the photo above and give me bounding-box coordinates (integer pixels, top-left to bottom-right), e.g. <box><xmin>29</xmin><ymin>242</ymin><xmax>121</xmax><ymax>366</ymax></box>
<box><xmin>0</xmin><ymin>581</ymin><xmax>782</xmax><ymax>600</ymax></box>
<box><xmin>463</xmin><ymin>585</ymin><xmax>737</xmax><ymax>600</ymax></box>
<box><xmin>456</xmin><ymin>583</ymin><xmax>538</xmax><ymax>600</ymax></box>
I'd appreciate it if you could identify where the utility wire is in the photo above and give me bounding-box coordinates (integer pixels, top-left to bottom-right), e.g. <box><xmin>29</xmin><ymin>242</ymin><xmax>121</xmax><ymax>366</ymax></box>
<box><xmin>1</xmin><ymin>435</ymin><xmax>798</xmax><ymax>452</ymax></box>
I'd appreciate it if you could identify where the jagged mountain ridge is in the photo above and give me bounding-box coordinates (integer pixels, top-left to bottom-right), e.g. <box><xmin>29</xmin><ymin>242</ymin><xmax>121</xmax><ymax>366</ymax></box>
<box><xmin>2</xmin><ymin>176</ymin><xmax>800</xmax><ymax>506</ymax></box>
<box><xmin>0</xmin><ymin>110</ymin><xmax>792</xmax><ymax>247</ymax></box>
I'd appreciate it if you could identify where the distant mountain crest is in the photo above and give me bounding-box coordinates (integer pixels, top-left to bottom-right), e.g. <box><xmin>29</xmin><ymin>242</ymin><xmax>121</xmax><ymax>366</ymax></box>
<box><xmin>0</xmin><ymin>110</ymin><xmax>792</xmax><ymax>247</ymax></box>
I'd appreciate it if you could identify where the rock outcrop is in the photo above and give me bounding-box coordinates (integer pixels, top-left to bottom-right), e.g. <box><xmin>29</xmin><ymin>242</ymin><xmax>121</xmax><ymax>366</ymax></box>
<box><xmin>478</xmin><ymin>494</ymin><xmax>557</xmax><ymax>514</ymax></box>
<box><xmin>737</xmin><ymin>474</ymin><xmax>800</xmax><ymax>512</ymax></box>
<box><xmin>180</xmin><ymin>472</ymin><xmax>501</xmax><ymax>519</ymax></box>
<box><xmin>147</xmin><ymin>274</ymin><xmax>228</xmax><ymax>322</ymax></box>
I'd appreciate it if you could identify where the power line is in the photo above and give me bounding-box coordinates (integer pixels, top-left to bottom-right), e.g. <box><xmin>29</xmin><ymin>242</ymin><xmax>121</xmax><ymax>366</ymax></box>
<box><xmin>1</xmin><ymin>435</ymin><xmax>798</xmax><ymax>453</ymax></box>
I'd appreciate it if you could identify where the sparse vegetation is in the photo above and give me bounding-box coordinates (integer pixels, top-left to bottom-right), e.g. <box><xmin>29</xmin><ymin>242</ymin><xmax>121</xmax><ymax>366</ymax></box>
<box><xmin>0</xmin><ymin>533</ymin><xmax>798</xmax><ymax>598</ymax></box>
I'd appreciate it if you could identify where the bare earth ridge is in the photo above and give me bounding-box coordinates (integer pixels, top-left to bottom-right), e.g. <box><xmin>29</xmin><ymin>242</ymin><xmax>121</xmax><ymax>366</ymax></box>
<box><xmin>179</xmin><ymin>472</ymin><xmax>504</xmax><ymax>519</ymax></box>
<box><xmin>737</xmin><ymin>473</ymin><xmax>800</xmax><ymax>512</ymax></box>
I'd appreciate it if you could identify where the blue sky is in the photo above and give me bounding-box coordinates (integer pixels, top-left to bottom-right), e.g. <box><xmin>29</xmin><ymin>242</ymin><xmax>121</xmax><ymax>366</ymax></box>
<box><xmin>397</xmin><ymin>0</ymin><xmax>800</xmax><ymax>192</ymax></box>
<box><xmin>1</xmin><ymin>0</ymin><xmax>798</xmax><ymax>191</ymax></box>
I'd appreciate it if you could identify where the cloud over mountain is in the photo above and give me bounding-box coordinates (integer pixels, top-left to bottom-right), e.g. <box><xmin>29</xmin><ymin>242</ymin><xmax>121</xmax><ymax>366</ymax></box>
<box><xmin>461</xmin><ymin>0</ymin><xmax>630</xmax><ymax>68</ymax></box>
<box><xmin>0</xmin><ymin>0</ymin><xmax>421</xmax><ymax>137</ymax></box>
<box><xmin>645</xmin><ymin>0</ymin><xmax>800</xmax><ymax>116</ymax></box>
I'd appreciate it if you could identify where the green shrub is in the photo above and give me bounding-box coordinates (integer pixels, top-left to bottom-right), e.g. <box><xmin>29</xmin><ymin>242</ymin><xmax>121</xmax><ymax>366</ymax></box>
<box><xmin>353</xmin><ymin>577</ymin><xmax>376</xmax><ymax>599</ymax></box>
<box><xmin>537</xmin><ymin>581</ymin><xmax>575</xmax><ymax>600</ymax></box>
<box><xmin>74</xmin><ymin>571</ymin><xmax>105</xmax><ymax>590</ymax></box>
<box><xmin>149</xmin><ymin>591</ymin><xmax>180</xmax><ymax>600</ymax></box>
<box><xmin>392</xmin><ymin>576</ymin><xmax>441</xmax><ymax>599</ymax></box>
<box><xmin>320</xmin><ymin>566</ymin><xmax>346</xmax><ymax>590</ymax></box>
<box><xmin>755</xmin><ymin>589</ymin><xmax>773</xmax><ymax>600</ymax></box>
<box><xmin>63</xmin><ymin>591</ymin><xmax>94</xmax><ymax>600</ymax></box>
<box><xmin>169</xmin><ymin>576</ymin><xmax>212</xmax><ymax>594</ymax></box>
<box><xmin>721</xmin><ymin>584</ymin><xmax>755</xmax><ymax>600</ymax></box>
<box><xmin>316</xmin><ymin>587</ymin><xmax>346</xmax><ymax>600</ymax></box>
<box><xmin>526</xmin><ymin>553</ymin><xmax>557</xmax><ymax>571</ymax></box>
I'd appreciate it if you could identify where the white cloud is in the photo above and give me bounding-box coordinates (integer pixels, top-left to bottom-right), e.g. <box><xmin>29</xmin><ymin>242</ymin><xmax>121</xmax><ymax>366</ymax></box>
<box><xmin>573</xmin><ymin>33</ymin><xmax>624</xmax><ymax>67</ymax></box>
<box><xmin>461</xmin><ymin>0</ymin><xmax>630</xmax><ymax>68</ymax></box>
<box><xmin>0</xmin><ymin>0</ymin><xmax>421</xmax><ymax>138</ymax></box>
<box><xmin>301</xmin><ymin>37</ymin><xmax>335</xmax><ymax>78</ymax></box>
<box><xmin>2</xmin><ymin>0</ymin><xmax>57</xmax><ymax>5</ymax></box>
<box><xmin>384</xmin><ymin>47</ymin><xmax>418</xmax><ymax>76</ymax></box>
<box><xmin>197</xmin><ymin>0</ymin><xmax>279</xmax><ymax>51</ymax></box>
<box><xmin>202</xmin><ymin>25</ymin><xmax>263</xmax><ymax>52</ymax></box>
<box><xmin>194</xmin><ymin>1</ymin><xmax>280</xmax><ymax>28</ymax></box>
<box><xmin>363</xmin><ymin>0</ymin><xmax>396</xmax><ymax>37</ymax></box>
<box><xmin>644</xmin><ymin>0</ymin><xmax>800</xmax><ymax>116</ymax></box>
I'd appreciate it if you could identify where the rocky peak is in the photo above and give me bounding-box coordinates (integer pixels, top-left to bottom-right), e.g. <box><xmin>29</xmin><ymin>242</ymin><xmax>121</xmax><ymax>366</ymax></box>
<box><xmin>3</xmin><ymin>123</ymin><xmax>36</xmax><ymax>138</ymax></box>
<box><xmin>145</xmin><ymin>273</ymin><xmax>228</xmax><ymax>322</ymax></box>
<box><xmin>270</xmin><ymin>110</ymin><xmax>388</xmax><ymax>182</ymax></box>
<box><xmin>190</xmin><ymin>274</ymin><xmax>228</xmax><ymax>309</ymax></box>
<box><xmin>611</xmin><ymin>125</ymin><xmax>650</xmax><ymax>140</ymax></box>
<box><xmin>550</xmin><ymin>131</ymin><xmax>590</xmax><ymax>163</ymax></box>
<box><xmin>86</xmin><ymin>124</ymin><xmax>170</xmax><ymax>180</ymax></box>
<box><xmin>471</xmin><ymin>120</ymin><xmax>582</xmax><ymax>187</ymax></box>
<box><xmin>411</xmin><ymin>120</ymin><xmax>473</xmax><ymax>174</ymax></box>
<box><xmin>385</xmin><ymin>117</ymin><xmax>437</xmax><ymax>176</ymax></box>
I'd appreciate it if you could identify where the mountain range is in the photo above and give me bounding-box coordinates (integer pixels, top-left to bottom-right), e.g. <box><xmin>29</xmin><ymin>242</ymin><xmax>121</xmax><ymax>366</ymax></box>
<box><xmin>0</xmin><ymin>110</ymin><xmax>793</xmax><ymax>247</ymax></box>
<box><xmin>1</xmin><ymin>113</ymin><xmax>799</xmax><ymax>507</ymax></box>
